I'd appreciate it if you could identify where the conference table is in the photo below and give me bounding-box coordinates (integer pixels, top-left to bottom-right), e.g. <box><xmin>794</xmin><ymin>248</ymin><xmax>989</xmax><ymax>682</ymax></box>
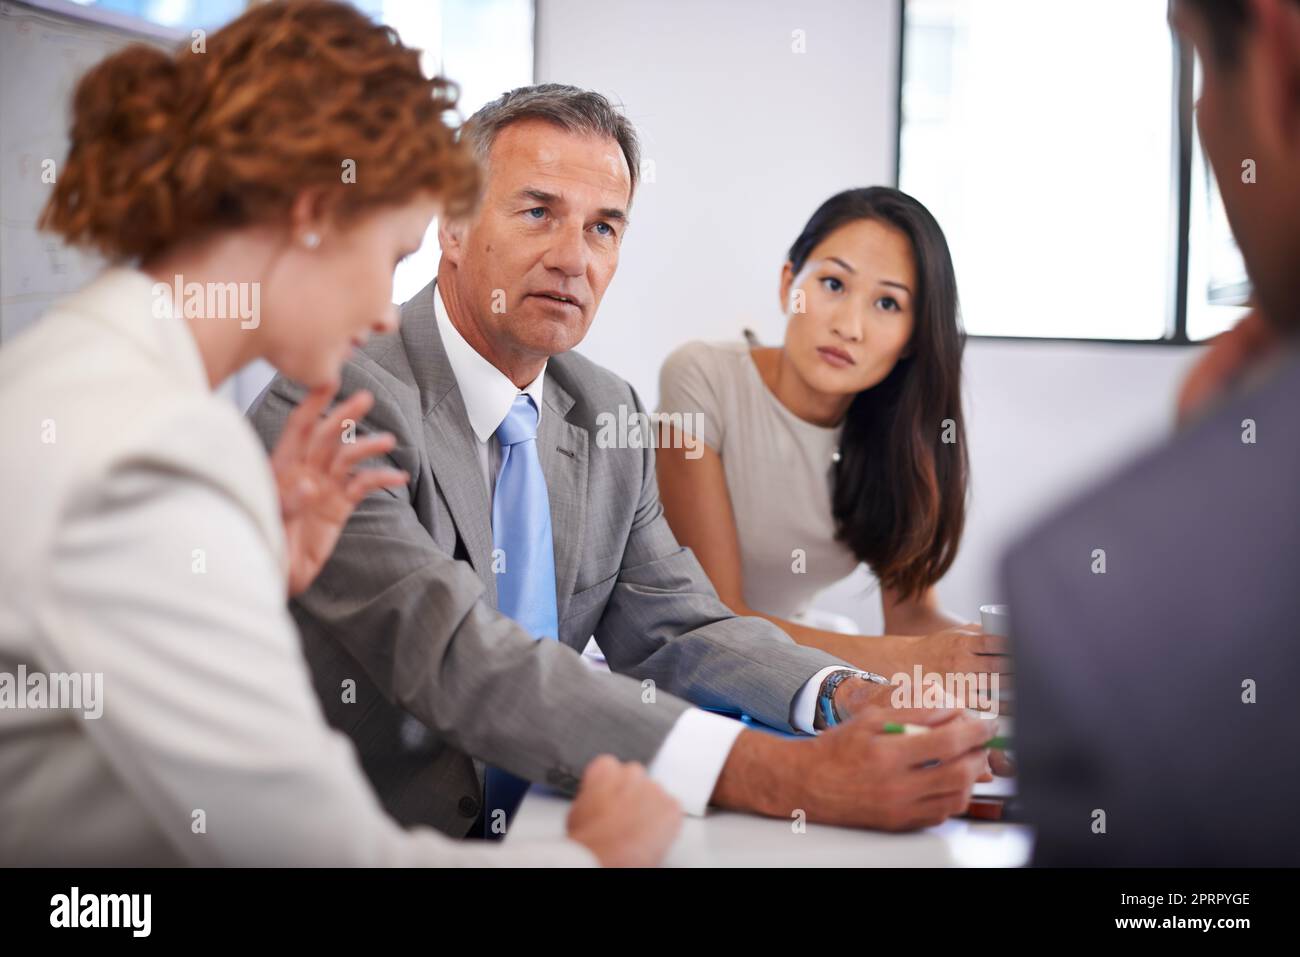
<box><xmin>508</xmin><ymin>780</ymin><xmax>1031</xmax><ymax>866</ymax></box>
<box><xmin>508</xmin><ymin>648</ymin><xmax>1030</xmax><ymax>866</ymax></box>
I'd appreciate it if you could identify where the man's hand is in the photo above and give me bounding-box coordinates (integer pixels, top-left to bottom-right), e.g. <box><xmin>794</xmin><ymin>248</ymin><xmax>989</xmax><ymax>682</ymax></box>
<box><xmin>270</xmin><ymin>385</ymin><xmax>409</xmax><ymax>596</ymax></box>
<box><xmin>986</xmin><ymin>746</ymin><xmax>1015</xmax><ymax>779</ymax></box>
<box><xmin>831</xmin><ymin>675</ymin><xmax>1013</xmax><ymax>780</ymax></box>
<box><xmin>828</xmin><ymin>673</ymin><xmax>898</xmax><ymax>720</ymax></box>
<box><xmin>565</xmin><ymin>755</ymin><xmax>682</xmax><ymax>867</ymax></box>
<box><xmin>800</xmin><ymin>707</ymin><xmax>998</xmax><ymax>829</ymax></box>
<box><xmin>713</xmin><ymin>697</ymin><xmax>1004</xmax><ymax>830</ymax></box>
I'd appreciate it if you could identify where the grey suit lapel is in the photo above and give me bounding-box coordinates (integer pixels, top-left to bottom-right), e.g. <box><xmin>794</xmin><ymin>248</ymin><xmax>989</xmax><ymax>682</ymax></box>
<box><xmin>423</xmin><ymin>391</ymin><xmax>499</xmax><ymax>606</ymax></box>
<box><xmin>401</xmin><ymin>282</ymin><xmax>498</xmax><ymax>605</ymax></box>
<box><xmin>538</xmin><ymin>377</ymin><xmax>588</xmax><ymax>632</ymax></box>
<box><xmin>402</xmin><ymin>281</ymin><xmax>591</xmax><ymax>619</ymax></box>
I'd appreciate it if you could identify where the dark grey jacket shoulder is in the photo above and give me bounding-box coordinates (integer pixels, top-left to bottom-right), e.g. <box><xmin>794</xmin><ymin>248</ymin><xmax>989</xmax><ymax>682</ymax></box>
<box><xmin>1004</xmin><ymin>347</ymin><xmax>1300</xmax><ymax>866</ymax></box>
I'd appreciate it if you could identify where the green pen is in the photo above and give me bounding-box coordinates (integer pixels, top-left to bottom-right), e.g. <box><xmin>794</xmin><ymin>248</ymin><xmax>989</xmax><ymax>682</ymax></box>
<box><xmin>881</xmin><ymin>721</ymin><xmax>1012</xmax><ymax>750</ymax></box>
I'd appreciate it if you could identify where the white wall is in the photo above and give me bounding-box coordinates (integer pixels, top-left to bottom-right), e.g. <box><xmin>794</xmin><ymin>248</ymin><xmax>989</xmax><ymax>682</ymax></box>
<box><xmin>856</xmin><ymin>339</ymin><xmax>1196</xmax><ymax>631</ymax></box>
<box><xmin>537</xmin><ymin>0</ymin><xmax>902</xmax><ymax>388</ymax></box>
<box><xmin>537</xmin><ymin>0</ymin><xmax>1203</xmax><ymax>632</ymax></box>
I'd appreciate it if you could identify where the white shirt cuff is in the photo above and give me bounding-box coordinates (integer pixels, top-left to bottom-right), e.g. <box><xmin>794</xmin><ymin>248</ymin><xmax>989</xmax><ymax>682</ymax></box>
<box><xmin>647</xmin><ymin>708</ymin><xmax>745</xmax><ymax>816</ymax></box>
<box><xmin>790</xmin><ymin>666</ymin><xmax>850</xmax><ymax>734</ymax></box>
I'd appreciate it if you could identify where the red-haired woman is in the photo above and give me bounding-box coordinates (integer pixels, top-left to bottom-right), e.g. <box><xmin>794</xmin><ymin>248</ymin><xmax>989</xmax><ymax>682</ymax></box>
<box><xmin>0</xmin><ymin>0</ymin><xmax>677</xmax><ymax>866</ymax></box>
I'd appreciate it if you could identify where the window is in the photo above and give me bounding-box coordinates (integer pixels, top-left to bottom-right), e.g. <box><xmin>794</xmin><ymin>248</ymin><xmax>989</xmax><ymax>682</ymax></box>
<box><xmin>49</xmin><ymin>0</ymin><xmax>535</xmax><ymax>305</ymax></box>
<box><xmin>1185</xmin><ymin>57</ymin><xmax>1250</xmax><ymax>341</ymax></box>
<box><xmin>378</xmin><ymin>0</ymin><xmax>535</xmax><ymax>303</ymax></box>
<box><xmin>59</xmin><ymin>0</ymin><xmax>247</xmax><ymax>31</ymax></box>
<box><xmin>898</xmin><ymin>0</ymin><xmax>1245</xmax><ymax>343</ymax></box>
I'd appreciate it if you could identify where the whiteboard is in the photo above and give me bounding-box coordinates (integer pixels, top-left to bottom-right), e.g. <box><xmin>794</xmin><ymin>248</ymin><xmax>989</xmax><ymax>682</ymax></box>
<box><xmin>0</xmin><ymin>0</ymin><xmax>182</xmax><ymax>344</ymax></box>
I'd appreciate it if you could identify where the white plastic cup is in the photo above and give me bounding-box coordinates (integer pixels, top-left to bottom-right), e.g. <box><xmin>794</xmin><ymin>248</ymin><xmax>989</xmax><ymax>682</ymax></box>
<box><xmin>979</xmin><ymin>603</ymin><xmax>1010</xmax><ymax>636</ymax></box>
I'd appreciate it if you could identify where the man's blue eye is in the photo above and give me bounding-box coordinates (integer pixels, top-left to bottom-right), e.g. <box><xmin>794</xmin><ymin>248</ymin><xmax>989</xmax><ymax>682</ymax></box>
<box><xmin>593</xmin><ymin>222</ymin><xmax>613</xmax><ymax>236</ymax></box>
<box><xmin>526</xmin><ymin>208</ymin><xmax>546</xmax><ymax>219</ymax></box>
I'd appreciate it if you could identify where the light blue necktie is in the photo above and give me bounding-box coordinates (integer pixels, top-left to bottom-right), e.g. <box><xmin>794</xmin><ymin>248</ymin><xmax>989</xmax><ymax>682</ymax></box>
<box><xmin>484</xmin><ymin>394</ymin><xmax>558</xmax><ymax>833</ymax></box>
<box><xmin>491</xmin><ymin>394</ymin><xmax>559</xmax><ymax>639</ymax></box>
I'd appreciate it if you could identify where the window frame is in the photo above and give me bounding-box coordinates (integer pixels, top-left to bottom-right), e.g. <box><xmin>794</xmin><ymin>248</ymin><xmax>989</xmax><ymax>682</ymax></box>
<box><xmin>893</xmin><ymin>0</ymin><xmax>1205</xmax><ymax>346</ymax></box>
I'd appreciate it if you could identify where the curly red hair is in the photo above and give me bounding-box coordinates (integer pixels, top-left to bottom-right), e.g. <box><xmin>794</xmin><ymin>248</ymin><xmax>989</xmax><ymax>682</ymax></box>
<box><xmin>40</xmin><ymin>0</ymin><xmax>479</xmax><ymax>261</ymax></box>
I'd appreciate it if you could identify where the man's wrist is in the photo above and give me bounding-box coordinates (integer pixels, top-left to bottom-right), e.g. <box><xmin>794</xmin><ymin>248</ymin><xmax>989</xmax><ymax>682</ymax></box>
<box><xmin>709</xmin><ymin>728</ymin><xmax>806</xmax><ymax>818</ymax></box>
<box><xmin>825</xmin><ymin>671</ymin><xmax>892</xmax><ymax>726</ymax></box>
<box><xmin>814</xmin><ymin>669</ymin><xmax>856</xmax><ymax>730</ymax></box>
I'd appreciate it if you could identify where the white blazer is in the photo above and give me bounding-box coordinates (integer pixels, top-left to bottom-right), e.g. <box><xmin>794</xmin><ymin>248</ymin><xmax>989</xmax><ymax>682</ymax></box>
<box><xmin>0</xmin><ymin>268</ymin><xmax>592</xmax><ymax>866</ymax></box>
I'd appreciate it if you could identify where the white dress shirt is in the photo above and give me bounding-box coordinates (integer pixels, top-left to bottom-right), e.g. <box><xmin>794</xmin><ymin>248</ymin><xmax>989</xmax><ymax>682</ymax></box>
<box><xmin>432</xmin><ymin>285</ymin><xmax>840</xmax><ymax>815</ymax></box>
<box><xmin>0</xmin><ymin>268</ymin><xmax>594</xmax><ymax>866</ymax></box>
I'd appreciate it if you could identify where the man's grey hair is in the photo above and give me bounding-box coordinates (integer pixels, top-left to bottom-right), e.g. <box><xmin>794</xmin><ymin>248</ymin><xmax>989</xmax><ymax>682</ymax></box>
<box><xmin>462</xmin><ymin>83</ymin><xmax>642</xmax><ymax>201</ymax></box>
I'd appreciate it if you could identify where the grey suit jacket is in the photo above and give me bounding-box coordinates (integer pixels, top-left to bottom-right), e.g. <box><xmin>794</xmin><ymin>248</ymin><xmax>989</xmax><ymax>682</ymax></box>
<box><xmin>247</xmin><ymin>282</ymin><xmax>843</xmax><ymax>837</ymax></box>
<box><xmin>1003</xmin><ymin>346</ymin><xmax>1300</xmax><ymax>866</ymax></box>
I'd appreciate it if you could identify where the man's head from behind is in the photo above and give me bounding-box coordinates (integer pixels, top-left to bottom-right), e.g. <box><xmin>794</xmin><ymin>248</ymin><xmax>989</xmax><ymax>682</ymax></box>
<box><xmin>1175</xmin><ymin>0</ymin><xmax>1300</xmax><ymax>334</ymax></box>
<box><xmin>438</xmin><ymin>84</ymin><xmax>639</xmax><ymax>382</ymax></box>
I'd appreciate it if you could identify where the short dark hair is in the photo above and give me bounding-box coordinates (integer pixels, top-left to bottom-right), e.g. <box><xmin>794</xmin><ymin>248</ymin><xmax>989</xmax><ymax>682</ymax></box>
<box><xmin>1179</xmin><ymin>0</ymin><xmax>1299</xmax><ymax>65</ymax></box>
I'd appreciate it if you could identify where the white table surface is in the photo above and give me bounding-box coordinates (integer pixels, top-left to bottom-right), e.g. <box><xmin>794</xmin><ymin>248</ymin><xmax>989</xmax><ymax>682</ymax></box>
<box><xmin>515</xmin><ymin>650</ymin><xmax>1030</xmax><ymax>866</ymax></box>
<box><xmin>507</xmin><ymin>783</ymin><xmax>1033</xmax><ymax>867</ymax></box>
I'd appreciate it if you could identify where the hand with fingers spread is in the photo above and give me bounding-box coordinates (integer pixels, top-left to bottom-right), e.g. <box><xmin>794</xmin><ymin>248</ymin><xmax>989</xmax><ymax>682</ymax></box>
<box><xmin>269</xmin><ymin>384</ymin><xmax>409</xmax><ymax>596</ymax></box>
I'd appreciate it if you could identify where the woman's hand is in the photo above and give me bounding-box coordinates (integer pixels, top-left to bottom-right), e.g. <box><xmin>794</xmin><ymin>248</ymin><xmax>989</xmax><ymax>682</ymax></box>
<box><xmin>893</xmin><ymin>624</ymin><xmax>1009</xmax><ymax>677</ymax></box>
<box><xmin>865</xmin><ymin>624</ymin><xmax>1011</xmax><ymax>713</ymax></box>
<box><xmin>566</xmin><ymin>756</ymin><xmax>682</xmax><ymax>867</ymax></box>
<box><xmin>270</xmin><ymin>385</ymin><xmax>409</xmax><ymax>596</ymax></box>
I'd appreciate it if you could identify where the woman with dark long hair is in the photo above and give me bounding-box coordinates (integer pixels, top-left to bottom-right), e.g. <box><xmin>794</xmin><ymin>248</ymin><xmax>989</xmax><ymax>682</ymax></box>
<box><xmin>657</xmin><ymin>187</ymin><xmax>1005</xmax><ymax>681</ymax></box>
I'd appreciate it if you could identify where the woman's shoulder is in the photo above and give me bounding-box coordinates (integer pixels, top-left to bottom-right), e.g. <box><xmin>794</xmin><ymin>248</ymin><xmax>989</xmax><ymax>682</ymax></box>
<box><xmin>3</xmin><ymin>303</ymin><xmax>280</xmax><ymax>544</ymax></box>
<box><xmin>0</xmin><ymin>347</ymin><xmax>283</xmax><ymax>614</ymax></box>
<box><xmin>664</xmin><ymin>338</ymin><xmax>749</xmax><ymax>364</ymax></box>
<box><xmin>660</xmin><ymin>339</ymin><xmax>752</xmax><ymax>388</ymax></box>
<box><xmin>658</xmin><ymin>340</ymin><xmax>769</xmax><ymax>452</ymax></box>
<box><xmin>660</xmin><ymin>339</ymin><xmax>752</xmax><ymax>412</ymax></box>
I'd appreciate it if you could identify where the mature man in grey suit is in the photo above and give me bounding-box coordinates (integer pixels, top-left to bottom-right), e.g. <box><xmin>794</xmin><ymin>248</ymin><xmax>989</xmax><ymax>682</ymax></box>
<box><xmin>1004</xmin><ymin>0</ymin><xmax>1300</xmax><ymax>865</ymax></box>
<box><xmin>249</xmin><ymin>84</ymin><xmax>996</xmax><ymax>840</ymax></box>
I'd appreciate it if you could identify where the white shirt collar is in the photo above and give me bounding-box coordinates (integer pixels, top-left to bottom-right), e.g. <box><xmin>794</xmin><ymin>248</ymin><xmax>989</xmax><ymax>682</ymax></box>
<box><xmin>433</xmin><ymin>282</ymin><xmax>546</xmax><ymax>444</ymax></box>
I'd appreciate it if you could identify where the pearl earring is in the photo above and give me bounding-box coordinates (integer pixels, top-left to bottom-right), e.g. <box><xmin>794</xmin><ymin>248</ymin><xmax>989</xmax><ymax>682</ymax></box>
<box><xmin>302</xmin><ymin>232</ymin><xmax>321</xmax><ymax>249</ymax></box>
